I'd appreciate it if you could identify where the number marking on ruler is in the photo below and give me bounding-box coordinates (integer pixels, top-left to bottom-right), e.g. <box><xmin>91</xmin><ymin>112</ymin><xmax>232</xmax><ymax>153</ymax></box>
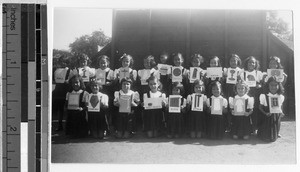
<box><xmin>2</xmin><ymin>4</ymin><xmax>22</xmax><ymax>172</ymax></box>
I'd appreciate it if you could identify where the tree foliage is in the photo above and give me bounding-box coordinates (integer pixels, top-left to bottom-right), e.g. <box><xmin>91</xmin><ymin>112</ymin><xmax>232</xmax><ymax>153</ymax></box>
<box><xmin>69</xmin><ymin>29</ymin><xmax>111</xmax><ymax>67</ymax></box>
<box><xmin>266</xmin><ymin>11</ymin><xmax>293</xmax><ymax>41</ymax></box>
<box><xmin>52</xmin><ymin>49</ymin><xmax>72</xmax><ymax>68</ymax></box>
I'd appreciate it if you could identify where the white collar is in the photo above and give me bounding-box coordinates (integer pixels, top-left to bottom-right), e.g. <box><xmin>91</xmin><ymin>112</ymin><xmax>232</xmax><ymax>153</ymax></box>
<box><xmin>235</xmin><ymin>94</ymin><xmax>249</xmax><ymax>99</ymax></box>
<box><xmin>120</xmin><ymin>89</ymin><xmax>134</xmax><ymax>95</ymax></box>
<box><xmin>72</xmin><ymin>89</ymin><xmax>83</xmax><ymax>93</ymax></box>
<box><xmin>97</xmin><ymin>68</ymin><xmax>110</xmax><ymax>72</ymax></box>
<box><xmin>267</xmin><ymin>93</ymin><xmax>279</xmax><ymax>97</ymax></box>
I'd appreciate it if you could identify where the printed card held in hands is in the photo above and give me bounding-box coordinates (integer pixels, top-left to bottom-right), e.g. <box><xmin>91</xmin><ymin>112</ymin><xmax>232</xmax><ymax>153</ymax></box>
<box><xmin>172</xmin><ymin>67</ymin><xmax>183</xmax><ymax>82</ymax></box>
<box><xmin>119</xmin><ymin>95</ymin><xmax>132</xmax><ymax>113</ymax></box>
<box><xmin>211</xmin><ymin>97</ymin><xmax>223</xmax><ymax>115</ymax></box>
<box><xmin>169</xmin><ymin>95</ymin><xmax>181</xmax><ymax>113</ymax></box>
<box><xmin>67</xmin><ymin>93</ymin><xmax>80</xmax><ymax>110</ymax></box>
<box><xmin>269</xmin><ymin>96</ymin><xmax>282</xmax><ymax>113</ymax></box>
<box><xmin>207</xmin><ymin>67</ymin><xmax>223</xmax><ymax>78</ymax></box>
<box><xmin>191</xmin><ymin>94</ymin><xmax>203</xmax><ymax>111</ymax></box>
<box><xmin>144</xmin><ymin>97</ymin><xmax>163</xmax><ymax>110</ymax></box>
<box><xmin>88</xmin><ymin>94</ymin><xmax>100</xmax><ymax>112</ymax></box>
<box><xmin>189</xmin><ymin>67</ymin><xmax>201</xmax><ymax>83</ymax></box>
<box><xmin>96</xmin><ymin>69</ymin><xmax>106</xmax><ymax>85</ymax></box>
<box><xmin>233</xmin><ymin>98</ymin><xmax>245</xmax><ymax>116</ymax></box>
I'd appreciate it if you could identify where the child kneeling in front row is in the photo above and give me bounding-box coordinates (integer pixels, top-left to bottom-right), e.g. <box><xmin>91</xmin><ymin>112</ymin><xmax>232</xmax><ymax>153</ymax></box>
<box><xmin>142</xmin><ymin>76</ymin><xmax>167</xmax><ymax>138</ymax></box>
<box><xmin>87</xmin><ymin>81</ymin><xmax>109</xmax><ymax>139</ymax></box>
<box><xmin>229</xmin><ymin>80</ymin><xmax>254</xmax><ymax>140</ymax></box>
<box><xmin>258</xmin><ymin>76</ymin><xmax>285</xmax><ymax>142</ymax></box>
<box><xmin>113</xmin><ymin>77</ymin><xmax>140</xmax><ymax>139</ymax></box>
<box><xmin>65</xmin><ymin>75</ymin><xmax>89</xmax><ymax>138</ymax></box>
<box><xmin>166</xmin><ymin>82</ymin><xmax>187</xmax><ymax>138</ymax></box>
<box><xmin>186</xmin><ymin>79</ymin><xmax>207</xmax><ymax>138</ymax></box>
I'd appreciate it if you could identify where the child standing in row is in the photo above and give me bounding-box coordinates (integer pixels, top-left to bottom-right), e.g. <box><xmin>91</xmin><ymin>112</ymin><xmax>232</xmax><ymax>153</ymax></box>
<box><xmin>52</xmin><ymin>58</ymin><xmax>71</xmax><ymax>131</ymax></box>
<box><xmin>142</xmin><ymin>76</ymin><xmax>167</xmax><ymax>138</ymax></box>
<box><xmin>87</xmin><ymin>81</ymin><xmax>109</xmax><ymax>139</ymax></box>
<box><xmin>229</xmin><ymin>80</ymin><xmax>254</xmax><ymax>140</ymax></box>
<box><xmin>76</xmin><ymin>54</ymin><xmax>95</xmax><ymax>93</ymax></box>
<box><xmin>223</xmin><ymin>54</ymin><xmax>243</xmax><ymax>98</ymax></box>
<box><xmin>187</xmin><ymin>54</ymin><xmax>205</xmax><ymax>95</ymax></box>
<box><xmin>204</xmin><ymin>56</ymin><xmax>224</xmax><ymax>97</ymax></box>
<box><xmin>115</xmin><ymin>54</ymin><xmax>137</xmax><ymax>90</ymax></box>
<box><xmin>258</xmin><ymin>76</ymin><xmax>285</xmax><ymax>142</ymax></box>
<box><xmin>137</xmin><ymin>55</ymin><xmax>158</xmax><ymax>97</ymax></box>
<box><xmin>223</xmin><ymin>54</ymin><xmax>243</xmax><ymax>132</ymax></box>
<box><xmin>242</xmin><ymin>56</ymin><xmax>264</xmax><ymax>134</ymax></box>
<box><xmin>186</xmin><ymin>80</ymin><xmax>207</xmax><ymax>138</ymax></box>
<box><xmin>168</xmin><ymin>53</ymin><xmax>189</xmax><ymax>96</ymax></box>
<box><xmin>94</xmin><ymin>55</ymin><xmax>115</xmax><ymax>131</ymax></box>
<box><xmin>65</xmin><ymin>75</ymin><xmax>89</xmax><ymax>138</ymax></box>
<box><xmin>156</xmin><ymin>51</ymin><xmax>171</xmax><ymax>95</ymax></box>
<box><xmin>113</xmin><ymin>77</ymin><xmax>140</xmax><ymax>139</ymax></box>
<box><xmin>206</xmin><ymin>81</ymin><xmax>228</xmax><ymax>139</ymax></box>
<box><xmin>263</xmin><ymin>56</ymin><xmax>288</xmax><ymax>87</ymax></box>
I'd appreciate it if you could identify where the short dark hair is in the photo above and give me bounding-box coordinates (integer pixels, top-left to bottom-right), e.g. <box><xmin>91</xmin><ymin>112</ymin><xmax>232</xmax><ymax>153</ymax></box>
<box><xmin>244</xmin><ymin>56</ymin><xmax>260</xmax><ymax>70</ymax></box>
<box><xmin>208</xmin><ymin>56</ymin><xmax>222</xmax><ymax>67</ymax></box>
<box><xmin>209</xmin><ymin>81</ymin><xmax>223</xmax><ymax>96</ymax></box>
<box><xmin>269</xmin><ymin>56</ymin><xmax>283</xmax><ymax>69</ymax></box>
<box><xmin>265</xmin><ymin>76</ymin><xmax>284</xmax><ymax>95</ymax></box>
<box><xmin>120</xmin><ymin>77</ymin><xmax>133</xmax><ymax>85</ymax></box>
<box><xmin>68</xmin><ymin>75</ymin><xmax>85</xmax><ymax>92</ymax></box>
<box><xmin>229</xmin><ymin>54</ymin><xmax>242</xmax><ymax>68</ymax></box>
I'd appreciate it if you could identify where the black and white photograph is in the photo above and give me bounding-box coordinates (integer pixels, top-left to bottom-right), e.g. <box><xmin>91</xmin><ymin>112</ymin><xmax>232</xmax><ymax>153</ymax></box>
<box><xmin>49</xmin><ymin>0</ymin><xmax>297</xmax><ymax>171</ymax></box>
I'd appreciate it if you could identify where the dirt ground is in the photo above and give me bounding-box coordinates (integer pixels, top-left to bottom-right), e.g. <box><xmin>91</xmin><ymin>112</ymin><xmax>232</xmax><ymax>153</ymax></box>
<box><xmin>51</xmin><ymin>117</ymin><xmax>296</xmax><ymax>164</ymax></box>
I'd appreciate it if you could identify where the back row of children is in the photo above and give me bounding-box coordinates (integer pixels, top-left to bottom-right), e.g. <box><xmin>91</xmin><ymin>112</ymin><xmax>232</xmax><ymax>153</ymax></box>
<box><xmin>53</xmin><ymin>52</ymin><xmax>287</xmax><ymax>142</ymax></box>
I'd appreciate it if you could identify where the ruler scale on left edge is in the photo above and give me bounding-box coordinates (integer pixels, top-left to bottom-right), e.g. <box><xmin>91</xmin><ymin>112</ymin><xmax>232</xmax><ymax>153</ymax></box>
<box><xmin>2</xmin><ymin>4</ymin><xmax>22</xmax><ymax>172</ymax></box>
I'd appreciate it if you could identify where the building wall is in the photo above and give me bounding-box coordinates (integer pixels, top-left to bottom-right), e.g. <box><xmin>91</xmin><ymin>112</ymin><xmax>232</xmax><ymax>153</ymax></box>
<box><xmin>111</xmin><ymin>9</ymin><xmax>295</xmax><ymax>117</ymax></box>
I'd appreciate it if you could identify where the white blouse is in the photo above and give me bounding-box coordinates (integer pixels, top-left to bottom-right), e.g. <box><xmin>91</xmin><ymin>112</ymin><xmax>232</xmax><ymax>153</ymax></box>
<box><xmin>206</xmin><ymin>95</ymin><xmax>228</xmax><ymax>108</ymax></box>
<box><xmin>54</xmin><ymin>67</ymin><xmax>69</xmax><ymax>83</ymax></box>
<box><xmin>77</xmin><ymin>66</ymin><xmax>96</xmax><ymax>78</ymax></box>
<box><xmin>114</xmin><ymin>90</ymin><xmax>140</xmax><ymax>103</ymax></box>
<box><xmin>186</xmin><ymin>93</ymin><xmax>208</xmax><ymax>106</ymax></box>
<box><xmin>65</xmin><ymin>89</ymin><xmax>89</xmax><ymax>103</ymax></box>
<box><xmin>166</xmin><ymin>95</ymin><xmax>187</xmax><ymax>108</ymax></box>
<box><xmin>95</xmin><ymin>68</ymin><xmax>115</xmax><ymax>80</ymax></box>
<box><xmin>229</xmin><ymin>94</ymin><xmax>254</xmax><ymax>109</ymax></box>
<box><xmin>242</xmin><ymin>70</ymin><xmax>264</xmax><ymax>82</ymax></box>
<box><xmin>88</xmin><ymin>92</ymin><xmax>109</xmax><ymax>107</ymax></box>
<box><xmin>259</xmin><ymin>93</ymin><xmax>285</xmax><ymax>107</ymax></box>
<box><xmin>114</xmin><ymin>67</ymin><xmax>137</xmax><ymax>81</ymax></box>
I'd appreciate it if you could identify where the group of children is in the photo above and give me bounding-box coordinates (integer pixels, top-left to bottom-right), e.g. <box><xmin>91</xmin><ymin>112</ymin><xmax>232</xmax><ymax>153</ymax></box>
<box><xmin>52</xmin><ymin>52</ymin><xmax>287</xmax><ymax>142</ymax></box>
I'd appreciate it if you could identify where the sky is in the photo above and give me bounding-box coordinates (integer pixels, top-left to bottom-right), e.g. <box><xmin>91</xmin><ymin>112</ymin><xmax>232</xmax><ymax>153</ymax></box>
<box><xmin>277</xmin><ymin>10</ymin><xmax>293</xmax><ymax>31</ymax></box>
<box><xmin>53</xmin><ymin>8</ymin><xmax>112</xmax><ymax>51</ymax></box>
<box><xmin>53</xmin><ymin>8</ymin><xmax>293</xmax><ymax>51</ymax></box>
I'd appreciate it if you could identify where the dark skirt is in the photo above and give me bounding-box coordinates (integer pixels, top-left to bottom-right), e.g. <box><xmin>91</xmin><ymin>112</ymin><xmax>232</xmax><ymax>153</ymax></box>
<box><xmin>188</xmin><ymin>111</ymin><xmax>206</xmax><ymax>133</ymax></box>
<box><xmin>65</xmin><ymin>110</ymin><xmax>89</xmax><ymax>138</ymax></box>
<box><xmin>208</xmin><ymin>114</ymin><xmax>225</xmax><ymax>139</ymax></box>
<box><xmin>101</xmin><ymin>85</ymin><xmax>114</xmax><ymax>129</ymax></box>
<box><xmin>257</xmin><ymin>113</ymin><xmax>282</xmax><ymax>142</ymax></box>
<box><xmin>52</xmin><ymin>83</ymin><xmax>68</xmax><ymax>116</ymax></box>
<box><xmin>143</xmin><ymin>109</ymin><xmax>163</xmax><ymax>132</ymax></box>
<box><xmin>167</xmin><ymin>112</ymin><xmax>184</xmax><ymax>136</ymax></box>
<box><xmin>88</xmin><ymin>111</ymin><xmax>107</xmax><ymax>137</ymax></box>
<box><xmin>231</xmin><ymin>115</ymin><xmax>252</xmax><ymax>137</ymax></box>
<box><xmin>248</xmin><ymin>87</ymin><xmax>262</xmax><ymax>130</ymax></box>
<box><xmin>116</xmin><ymin>112</ymin><xmax>134</xmax><ymax>132</ymax></box>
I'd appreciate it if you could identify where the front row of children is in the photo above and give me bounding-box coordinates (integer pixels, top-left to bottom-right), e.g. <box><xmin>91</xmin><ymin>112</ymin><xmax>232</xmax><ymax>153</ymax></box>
<box><xmin>64</xmin><ymin>72</ymin><xmax>284</xmax><ymax>142</ymax></box>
